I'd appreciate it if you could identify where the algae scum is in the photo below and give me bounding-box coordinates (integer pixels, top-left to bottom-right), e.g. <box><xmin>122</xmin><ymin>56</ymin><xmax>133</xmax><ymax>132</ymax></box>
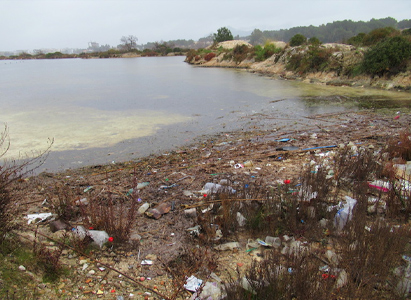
<box><xmin>301</xmin><ymin>94</ymin><xmax>411</xmax><ymax>111</ymax></box>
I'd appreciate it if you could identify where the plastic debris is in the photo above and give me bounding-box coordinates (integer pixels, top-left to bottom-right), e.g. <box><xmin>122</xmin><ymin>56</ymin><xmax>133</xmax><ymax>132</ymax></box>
<box><xmin>75</xmin><ymin>198</ymin><xmax>88</xmax><ymax>206</ymax></box>
<box><xmin>184</xmin><ymin>275</ymin><xmax>203</xmax><ymax>292</ymax></box>
<box><xmin>237</xmin><ymin>212</ymin><xmax>247</xmax><ymax>227</ymax></box>
<box><xmin>277</xmin><ymin>138</ymin><xmax>291</xmax><ymax>142</ymax></box>
<box><xmin>137</xmin><ymin>203</ymin><xmax>150</xmax><ymax>214</ymax></box>
<box><xmin>26</xmin><ymin>213</ymin><xmax>53</xmax><ymax>224</ymax></box>
<box><xmin>214</xmin><ymin>242</ymin><xmax>240</xmax><ymax>251</ymax></box>
<box><xmin>302</xmin><ymin>145</ymin><xmax>337</xmax><ymax>151</ymax></box>
<box><xmin>83</xmin><ymin>186</ymin><xmax>93</xmax><ymax>193</ymax></box>
<box><xmin>200</xmin><ymin>182</ymin><xmax>236</xmax><ymax>194</ymax></box>
<box><xmin>368</xmin><ymin>180</ymin><xmax>390</xmax><ymax>192</ymax></box>
<box><xmin>72</xmin><ymin>225</ymin><xmax>109</xmax><ymax>248</ymax></box>
<box><xmin>265</xmin><ymin>236</ymin><xmax>282</xmax><ymax>248</ymax></box>
<box><xmin>276</xmin><ymin>146</ymin><xmax>299</xmax><ymax>151</ymax></box>
<box><xmin>192</xmin><ymin>281</ymin><xmax>223</xmax><ymax>300</ymax></box>
<box><xmin>257</xmin><ymin>239</ymin><xmax>272</xmax><ymax>247</ymax></box>
<box><xmin>136</xmin><ymin>182</ymin><xmax>150</xmax><ymax>189</ymax></box>
<box><xmin>334</xmin><ymin>196</ymin><xmax>357</xmax><ymax>231</ymax></box>
<box><xmin>187</xmin><ymin>225</ymin><xmax>201</xmax><ymax>236</ymax></box>
<box><xmin>141</xmin><ymin>260</ymin><xmax>153</xmax><ymax>265</ymax></box>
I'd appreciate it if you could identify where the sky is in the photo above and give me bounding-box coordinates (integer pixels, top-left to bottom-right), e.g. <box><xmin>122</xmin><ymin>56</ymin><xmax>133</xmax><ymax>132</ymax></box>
<box><xmin>1</xmin><ymin>0</ymin><xmax>410</xmax><ymax>52</ymax></box>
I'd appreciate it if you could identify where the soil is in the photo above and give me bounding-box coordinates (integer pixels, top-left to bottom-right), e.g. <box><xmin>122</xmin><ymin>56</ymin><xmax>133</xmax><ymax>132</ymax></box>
<box><xmin>9</xmin><ymin>109</ymin><xmax>411</xmax><ymax>299</ymax></box>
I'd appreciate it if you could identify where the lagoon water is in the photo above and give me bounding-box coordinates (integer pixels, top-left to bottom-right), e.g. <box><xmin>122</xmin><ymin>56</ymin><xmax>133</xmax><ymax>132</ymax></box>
<box><xmin>0</xmin><ymin>56</ymin><xmax>408</xmax><ymax>173</ymax></box>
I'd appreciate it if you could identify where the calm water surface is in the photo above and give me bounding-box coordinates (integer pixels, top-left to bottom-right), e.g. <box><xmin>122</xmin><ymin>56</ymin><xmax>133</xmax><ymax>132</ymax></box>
<box><xmin>0</xmin><ymin>56</ymin><xmax>409</xmax><ymax>173</ymax></box>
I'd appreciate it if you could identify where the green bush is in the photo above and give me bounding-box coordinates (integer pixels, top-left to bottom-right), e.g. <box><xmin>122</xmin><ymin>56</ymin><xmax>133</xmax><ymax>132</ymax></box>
<box><xmin>254</xmin><ymin>43</ymin><xmax>281</xmax><ymax>62</ymax></box>
<box><xmin>347</xmin><ymin>32</ymin><xmax>367</xmax><ymax>46</ymax></box>
<box><xmin>361</xmin><ymin>35</ymin><xmax>411</xmax><ymax>77</ymax></box>
<box><xmin>289</xmin><ymin>34</ymin><xmax>306</xmax><ymax>47</ymax></box>
<box><xmin>286</xmin><ymin>45</ymin><xmax>332</xmax><ymax>74</ymax></box>
<box><xmin>308</xmin><ymin>36</ymin><xmax>321</xmax><ymax>46</ymax></box>
<box><xmin>363</xmin><ymin>27</ymin><xmax>398</xmax><ymax>46</ymax></box>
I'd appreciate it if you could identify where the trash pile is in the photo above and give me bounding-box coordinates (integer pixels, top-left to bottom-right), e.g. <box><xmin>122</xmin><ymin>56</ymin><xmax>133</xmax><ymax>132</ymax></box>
<box><xmin>12</xmin><ymin>110</ymin><xmax>411</xmax><ymax>299</ymax></box>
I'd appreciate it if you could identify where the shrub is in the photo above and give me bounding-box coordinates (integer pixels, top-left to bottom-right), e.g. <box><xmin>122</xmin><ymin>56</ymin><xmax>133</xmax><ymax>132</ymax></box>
<box><xmin>79</xmin><ymin>177</ymin><xmax>138</xmax><ymax>243</ymax></box>
<box><xmin>286</xmin><ymin>45</ymin><xmax>332</xmax><ymax>74</ymax></box>
<box><xmin>363</xmin><ymin>27</ymin><xmax>399</xmax><ymax>46</ymax></box>
<box><xmin>254</xmin><ymin>42</ymin><xmax>281</xmax><ymax>62</ymax></box>
<box><xmin>308</xmin><ymin>36</ymin><xmax>321</xmax><ymax>45</ymax></box>
<box><xmin>347</xmin><ymin>32</ymin><xmax>367</xmax><ymax>46</ymax></box>
<box><xmin>0</xmin><ymin>126</ymin><xmax>51</xmax><ymax>239</ymax></box>
<box><xmin>289</xmin><ymin>34</ymin><xmax>307</xmax><ymax>47</ymax></box>
<box><xmin>361</xmin><ymin>35</ymin><xmax>411</xmax><ymax>77</ymax></box>
<box><xmin>204</xmin><ymin>52</ymin><xmax>216</xmax><ymax>61</ymax></box>
<box><xmin>232</xmin><ymin>44</ymin><xmax>251</xmax><ymax>62</ymax></box>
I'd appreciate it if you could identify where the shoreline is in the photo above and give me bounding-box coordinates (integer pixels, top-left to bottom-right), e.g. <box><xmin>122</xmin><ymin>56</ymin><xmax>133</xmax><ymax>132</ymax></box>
<box><xmin>7</xmin><ymin>109</ymin><xmax>411</xmax><ymax>299</ymax></box>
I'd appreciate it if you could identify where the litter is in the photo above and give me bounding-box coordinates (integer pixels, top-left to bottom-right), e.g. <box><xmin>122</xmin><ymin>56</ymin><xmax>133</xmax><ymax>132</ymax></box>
<box><xmin>184</xmin><ymin>275</ymin><xmax>203</xmax><ymax>292</ymax></box>
<box><xmin>83</xmin><ymin>186</ymin><xmax>93</xmax><ymax>193</ymax></box>
<box><xmin>26</xmin><ymin>213</ymin><xmax>53</xmax><ymax>224</ymax></box>
<box><xmin>137</xmin><ymin>203</ymin><xmax>150</xmax><ymax>214</ymax></box>
<box><xmin>214</xmin><ymin>242</ymin><xmax>240</xmax><ymax>251</ymax></box>
<box><xmin>145</xmin><ymin>202</ymin><xmax>172</xmax><ymax>219</ymax></box>
<box><xmin>276</xmin><ymin>146</ymin><xmax>299</xmax><ymax>151</ymax></box>
<box><xmin>191</xmin><ymin>281</ymin><xmax>223</xmax><ymax>300</ymax></box>
<box><xmin>72</xmin><ymin>225</ymin><xmax>109</xmax><ymax>248</ymax></box>
<box><xmin>141</xmin><ymin>260</ymin><xmax>153</xmax><ymax>265</ymax></box>
<box><xmin>200</xmin><ymin>182</ymin><xmax>236</xmax><ymax>194</ymax></box>
<box><xmin>368</xmin><ymin>180</ymin><xmax>390</xmax><ymax>192</ymax></box>
<box><xmin>136</xmin><ymin>182</ymin><xmax>150</xmax><ymax>189</ymax></box>
<box><xmin>334</xmin><ymin>196</ymin><xmax>357</xmax><ymax>231</ymax></box>
<box><xmin>187</xmin><ymin>225</ymin><xmax>201</xmax><ymax>236</ymax></box>
<box><xmin>277</xmin><ymin>138</ymin><xmax>291</xmax><ymax>142</ymax></box>
<box><xmin>302</xmin><ymin>145</ymin><xmax>337</xmax><ymax>151</ymax></box>
<box><xmin>257</xmin><ymin>239</ymin><xmax>272</xmax><ymax>247</ymax></box>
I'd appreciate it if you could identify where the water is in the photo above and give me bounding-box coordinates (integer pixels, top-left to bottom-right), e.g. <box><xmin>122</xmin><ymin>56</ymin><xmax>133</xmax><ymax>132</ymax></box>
<box><xmin>0</xmin><ymin>56</ymin><xmax>409</xmax><ymax>173</ymax></box>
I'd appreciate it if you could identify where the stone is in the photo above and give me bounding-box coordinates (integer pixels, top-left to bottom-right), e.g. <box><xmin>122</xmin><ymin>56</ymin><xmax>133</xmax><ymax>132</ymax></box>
<box><xmin>49</xmin><ymin>219</ymin><xmax>70</xmax><ymax>233</ymax></box>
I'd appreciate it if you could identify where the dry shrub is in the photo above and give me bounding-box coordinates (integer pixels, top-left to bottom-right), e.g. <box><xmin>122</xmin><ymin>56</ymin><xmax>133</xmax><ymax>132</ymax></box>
<box><xmin>386</xmin><ymin>130</ymin><xmax>411</xmax><ymax>161</ymax></box>
<box><xmin>204</xmin><ymin>52</ymin><xmax>216</xmax><ymax>61</ymax></box>
<box><xmin>0</xmin><ymin>126</ymin><xmax>52</xmax><ymax>239</ymax></box>
<box><xmin>79</xmin><ymin>178</ymin><xmax>138</xmax><ymax>243</ymax></box>
<box><xmin>47</xmin><ymin>183</ymin><xmax>78</xmax><ymax>221</ymax></box>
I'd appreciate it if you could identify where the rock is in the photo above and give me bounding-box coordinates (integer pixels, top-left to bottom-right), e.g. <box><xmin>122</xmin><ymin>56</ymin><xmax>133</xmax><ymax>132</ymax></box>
<box><xmin>145</xmin><ymin>202</ymin><xmax>172</xmax><ymax>219</ymax></box>
<box><xmin>49</xmin><ymin>219</ymin><xmax>71</xmax><ymax>232</ymax></box>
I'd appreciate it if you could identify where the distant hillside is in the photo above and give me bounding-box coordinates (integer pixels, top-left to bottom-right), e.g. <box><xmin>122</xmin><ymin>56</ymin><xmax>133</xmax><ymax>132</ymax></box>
<box><xmin>254</xmin><ymin>17</ymin><xmax>411</xmax><ymax>44</ymax></box>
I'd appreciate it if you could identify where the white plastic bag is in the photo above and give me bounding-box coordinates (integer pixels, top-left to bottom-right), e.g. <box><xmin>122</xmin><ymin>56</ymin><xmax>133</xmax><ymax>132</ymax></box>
<box><xmin>334</xmin><ymin>196</ymin><xmax>357</xmax><ymax>231</ymax></box>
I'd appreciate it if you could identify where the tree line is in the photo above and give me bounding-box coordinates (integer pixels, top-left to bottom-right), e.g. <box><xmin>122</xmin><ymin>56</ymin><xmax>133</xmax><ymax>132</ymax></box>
<box><xmin>248</xmin><ymin>17</ymin><xmax>411</xmax><ymax>45</ymax></box>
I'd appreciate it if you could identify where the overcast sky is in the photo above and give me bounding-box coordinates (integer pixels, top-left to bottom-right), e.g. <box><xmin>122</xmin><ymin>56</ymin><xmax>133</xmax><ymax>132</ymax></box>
<box><xmin>1</xmin><ymin>0</ymin><xmax>410</xmax><ymax>51</ymax></box>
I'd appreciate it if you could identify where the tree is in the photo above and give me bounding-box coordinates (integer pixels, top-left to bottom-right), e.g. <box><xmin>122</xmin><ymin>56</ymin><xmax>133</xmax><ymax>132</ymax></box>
<box><xmin>249</xmin><ymin>29</ymin><xmax>265</xmax><ymax>45</ymax></box>
<box><xmin>289</xmin><ymin>34</ymin><xmax>306</xmax><ymax>46</ymax></box>
<box><xmin>153</xmin><ymin>41</ymin><xmax>174</xmax><ymax>56</ymax></box>
<box><xmin>213</xmin><ymin>27</ymin><xmax>234</xmax><ymax>43</ymax></box>
<box><xmin>120</xmin><ymin>35</ymin><xmax>138</xmax><ymax>51</ymax></box>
